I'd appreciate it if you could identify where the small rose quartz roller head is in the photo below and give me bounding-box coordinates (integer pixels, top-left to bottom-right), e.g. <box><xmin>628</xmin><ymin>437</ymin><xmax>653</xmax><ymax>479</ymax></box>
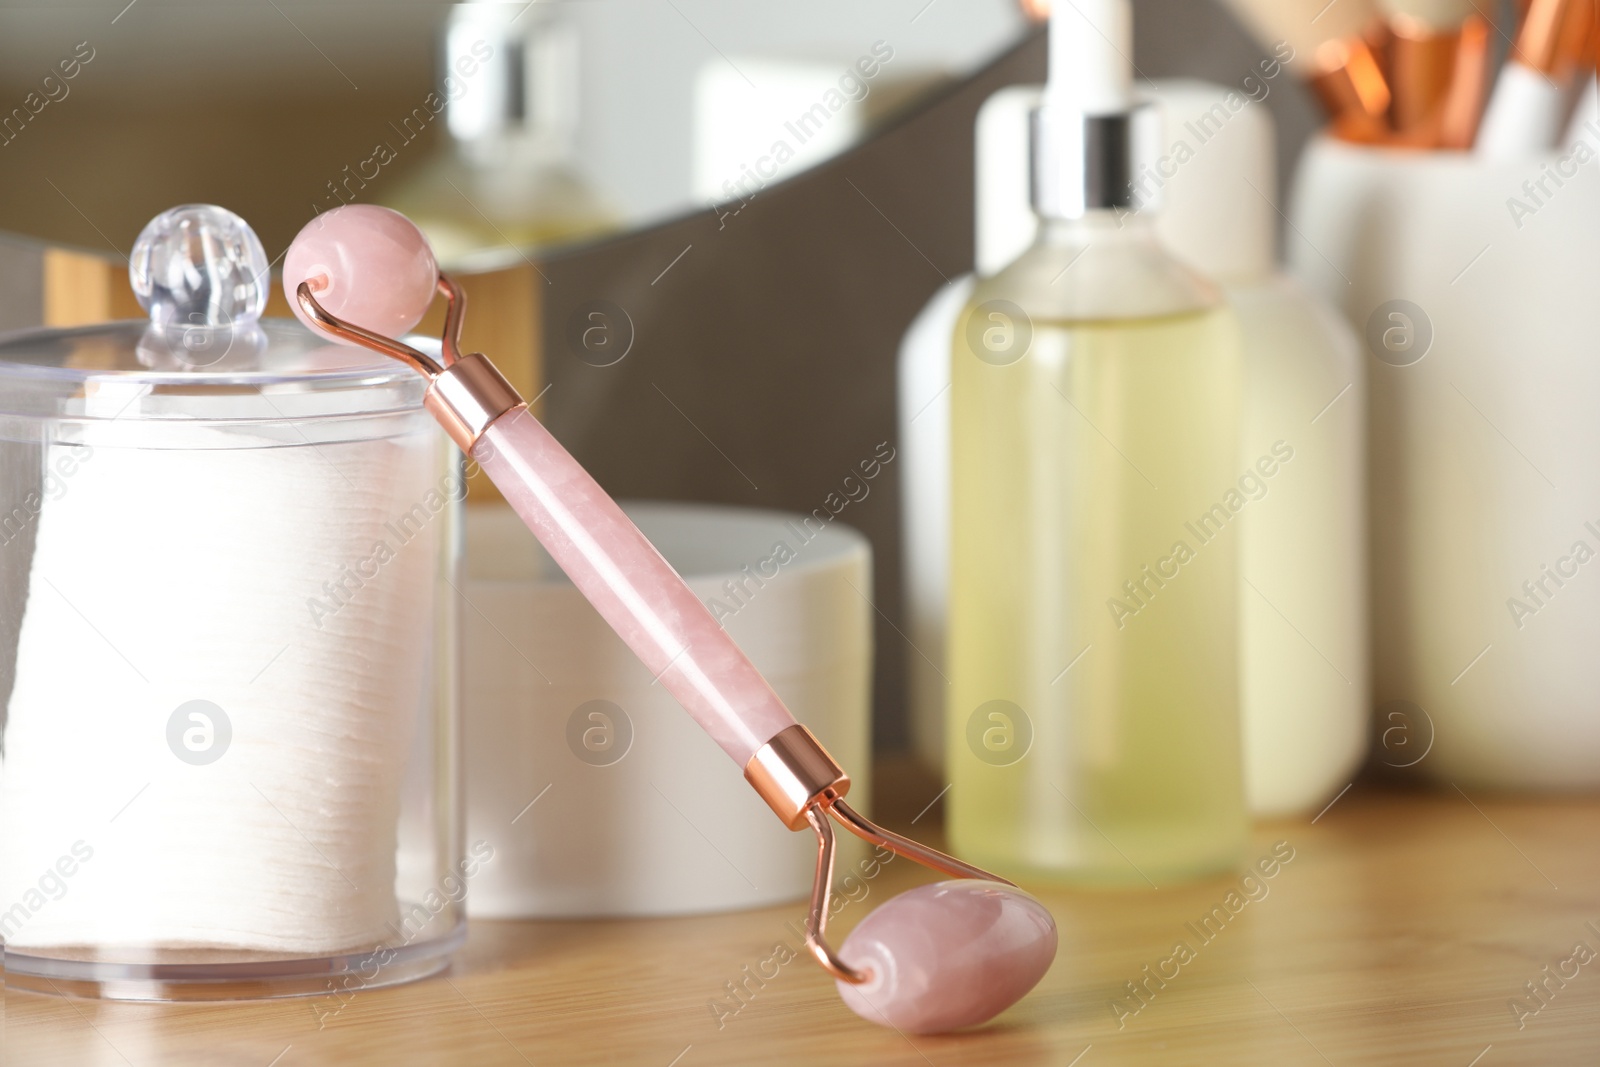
<box><xmin>284</xmin><ymin>205</ymin><xmax>1058</xmax><ymax>1034</ymax></box>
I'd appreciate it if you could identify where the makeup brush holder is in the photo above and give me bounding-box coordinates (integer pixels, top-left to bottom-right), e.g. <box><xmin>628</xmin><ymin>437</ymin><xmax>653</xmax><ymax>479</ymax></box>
<box><xmin>1289</xmin><ymin>134</ymin><xmax>1600</xmax><ymax>790</ymax></box>
<box><xmin>463</xmin><ymin>501</ymin><xmax>871</xmax><ymax>917</ymax></box>
<box><xmin>0</xmin><ymin>319</ymin><xmax>463</xmax><ymax>1000</ymax></box>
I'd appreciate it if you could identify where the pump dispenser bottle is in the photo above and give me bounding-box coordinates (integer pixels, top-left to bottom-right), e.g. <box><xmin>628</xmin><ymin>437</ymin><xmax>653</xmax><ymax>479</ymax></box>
<box><xmin>383</xmin><ymin>2</ymin><xmax>615</xmax><ymax>264</ymax></box>
<box><xmin>946</xmin><ymin>1</ymin><xmax>1247</xmax><ymax>883</ymax></box>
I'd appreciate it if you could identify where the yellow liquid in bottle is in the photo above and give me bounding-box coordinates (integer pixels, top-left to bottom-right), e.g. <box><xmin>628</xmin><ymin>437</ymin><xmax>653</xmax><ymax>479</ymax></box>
<box><xmin>948</xmin><ymin>306</ymin><xmax>1247</xmax><ymax>885</ymax></box>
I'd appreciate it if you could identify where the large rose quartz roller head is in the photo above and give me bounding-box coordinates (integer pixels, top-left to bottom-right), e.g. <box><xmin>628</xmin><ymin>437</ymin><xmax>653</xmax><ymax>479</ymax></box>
<box><xmin>796</xmin><ymin>800</ymin><xmax>1057</xmax><ymax>1033</ymax></box>
<box><xmin>284</xmin><ymin>208</ymin><xmax>1058</xmax><ymax>1034</ymax></box>
<box><xmin>283</xmin><ymin>204</ymin><xmax>438</xmax><ymax>340</ymax></box>
<box><xmin>835</xmin><ymin>880</ymin><xmax>1057</xmax><ymax>1033</ymax></box>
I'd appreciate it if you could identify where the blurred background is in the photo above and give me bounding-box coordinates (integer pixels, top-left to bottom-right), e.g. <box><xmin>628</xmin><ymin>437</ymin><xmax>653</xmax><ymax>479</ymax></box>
<box><xmin>0</xmin><ymin>0</ymin><xmax>1336</xmax><ymax>753</ymax></box>
<box><xmin>0</xmin><ymin>0</ymin><xmax>1320</xmax><ymax>250</ymax></box>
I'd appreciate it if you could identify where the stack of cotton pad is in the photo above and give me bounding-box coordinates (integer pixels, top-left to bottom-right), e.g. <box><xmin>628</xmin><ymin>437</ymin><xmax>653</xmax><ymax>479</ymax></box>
<box><xmin>0</xmin><ymin>428</ymin><xmax>436</xmax><ymax>954</ymax></box>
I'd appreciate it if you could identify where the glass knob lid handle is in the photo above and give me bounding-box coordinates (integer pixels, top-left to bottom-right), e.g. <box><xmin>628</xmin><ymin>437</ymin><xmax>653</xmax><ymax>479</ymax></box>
<box><xmin>129</xmin><ymin>204</ymin><xmax>270</xmax><ymax>329</ymax></box>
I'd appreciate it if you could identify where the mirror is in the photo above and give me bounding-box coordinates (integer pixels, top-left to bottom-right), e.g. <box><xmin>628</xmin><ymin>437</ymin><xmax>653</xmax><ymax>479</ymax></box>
<box><xmin>0</xmin><ymin>0</ymin><xmax>1036</xmax><ymax>267</ymax></box>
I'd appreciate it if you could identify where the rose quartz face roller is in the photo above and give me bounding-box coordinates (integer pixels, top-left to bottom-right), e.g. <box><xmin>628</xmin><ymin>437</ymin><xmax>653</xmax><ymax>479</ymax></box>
<box><xmin>284</xmin><ymin>204</ymin><xmax>1057</xmax><ymax>1033</ymax></box>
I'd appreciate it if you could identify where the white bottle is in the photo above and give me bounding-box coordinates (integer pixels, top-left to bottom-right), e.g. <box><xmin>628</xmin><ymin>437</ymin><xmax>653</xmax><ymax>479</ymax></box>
<box><xmin>1290</xmin><ymin>137</ymin><xmax>1600</xmax><ymax>790</ymax></box>
<box><xmin>899</xmin><ymin>272</ymin><xmax>972</xmax><ymax>773</ymax></box>
<box><xmin>899</xmin><ymin>80</ymin><xmax>1031</xmax><ymax>771</ymax></box>
<box><xmin>899</xmin><ymin>80</ymin><xmax>1368</xmax><ymax>817</ymax></box>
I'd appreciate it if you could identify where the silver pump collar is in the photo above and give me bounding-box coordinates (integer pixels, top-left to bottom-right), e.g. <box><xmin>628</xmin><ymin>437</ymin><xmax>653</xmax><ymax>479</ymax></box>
<box><xmin>445</xmin><ymin>3</ymin><xmax>579</xmax><ymax>152</ymax></box>
<box><xmin>1030</xmin><ymin>101</ymin><xmax>1163</xmax><ymax>219</ymax></box>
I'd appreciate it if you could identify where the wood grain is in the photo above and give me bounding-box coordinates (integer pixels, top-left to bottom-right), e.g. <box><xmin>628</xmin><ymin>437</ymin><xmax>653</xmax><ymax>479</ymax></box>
<box><xmin>8</xmin><ymin>766</ymin><xmax>1599</xmax><ymax>1066</ymax></box>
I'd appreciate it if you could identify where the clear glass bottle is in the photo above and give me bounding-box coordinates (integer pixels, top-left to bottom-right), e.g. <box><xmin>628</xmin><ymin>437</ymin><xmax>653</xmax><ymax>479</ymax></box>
<box><xmin>382</xmin><ymin>3</ymin><xmax>616</xmax><ymax>266</ymax></box>
<box><xmin>946</xmin><ymin>103</ymin><xmax>1248</xmax><ymax>885</ymax></box>
<box><xmin>907</xmin><ymin>80</ymin><xmax>1367</xmax><ymax>818</ymax></box>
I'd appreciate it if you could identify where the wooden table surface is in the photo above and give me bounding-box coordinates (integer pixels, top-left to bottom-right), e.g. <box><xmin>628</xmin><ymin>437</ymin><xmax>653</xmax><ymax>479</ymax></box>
<box><xmin>10</xmin><ymin>764</ymin><xmax>1600</xmax><ymax>1066</ymax></box>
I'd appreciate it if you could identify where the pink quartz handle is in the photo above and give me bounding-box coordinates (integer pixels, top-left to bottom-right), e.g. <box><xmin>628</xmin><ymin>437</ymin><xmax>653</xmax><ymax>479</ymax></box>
<box><xmin>472</xmin><ymin>408</ymin><xmax>798</xmax><ymax>766</ymax></box>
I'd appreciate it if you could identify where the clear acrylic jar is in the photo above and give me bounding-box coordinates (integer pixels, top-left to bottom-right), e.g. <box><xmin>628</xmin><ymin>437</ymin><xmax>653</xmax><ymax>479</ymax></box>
<box><xmin>0</xmin><ymin>317</ymin><xmax>462</xmax><ymax>1000</ymax></box>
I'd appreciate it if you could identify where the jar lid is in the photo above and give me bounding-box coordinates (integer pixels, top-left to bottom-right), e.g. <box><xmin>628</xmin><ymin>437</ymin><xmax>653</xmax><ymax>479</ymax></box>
<box><xmin>0</xmin><ymin>204</ymin><xmax>426</xmax><ymax>444</ymax></box>
<box><xmin>0</xmin><ymin>318</ymin><xmax>424</xmax><ymax>424</ymax></box>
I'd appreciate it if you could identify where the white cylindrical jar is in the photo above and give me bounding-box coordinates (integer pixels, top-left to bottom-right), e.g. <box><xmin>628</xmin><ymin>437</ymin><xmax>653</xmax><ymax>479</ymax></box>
<box><xmin>462</xmin><ymin>501</ymin><xmax>873</xmax><ymax>917</ymax></box>
<box><xmin>1290</xmin><ymin>135</ymin><xmax>1600</xmax><ymax>790</ymax></box>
